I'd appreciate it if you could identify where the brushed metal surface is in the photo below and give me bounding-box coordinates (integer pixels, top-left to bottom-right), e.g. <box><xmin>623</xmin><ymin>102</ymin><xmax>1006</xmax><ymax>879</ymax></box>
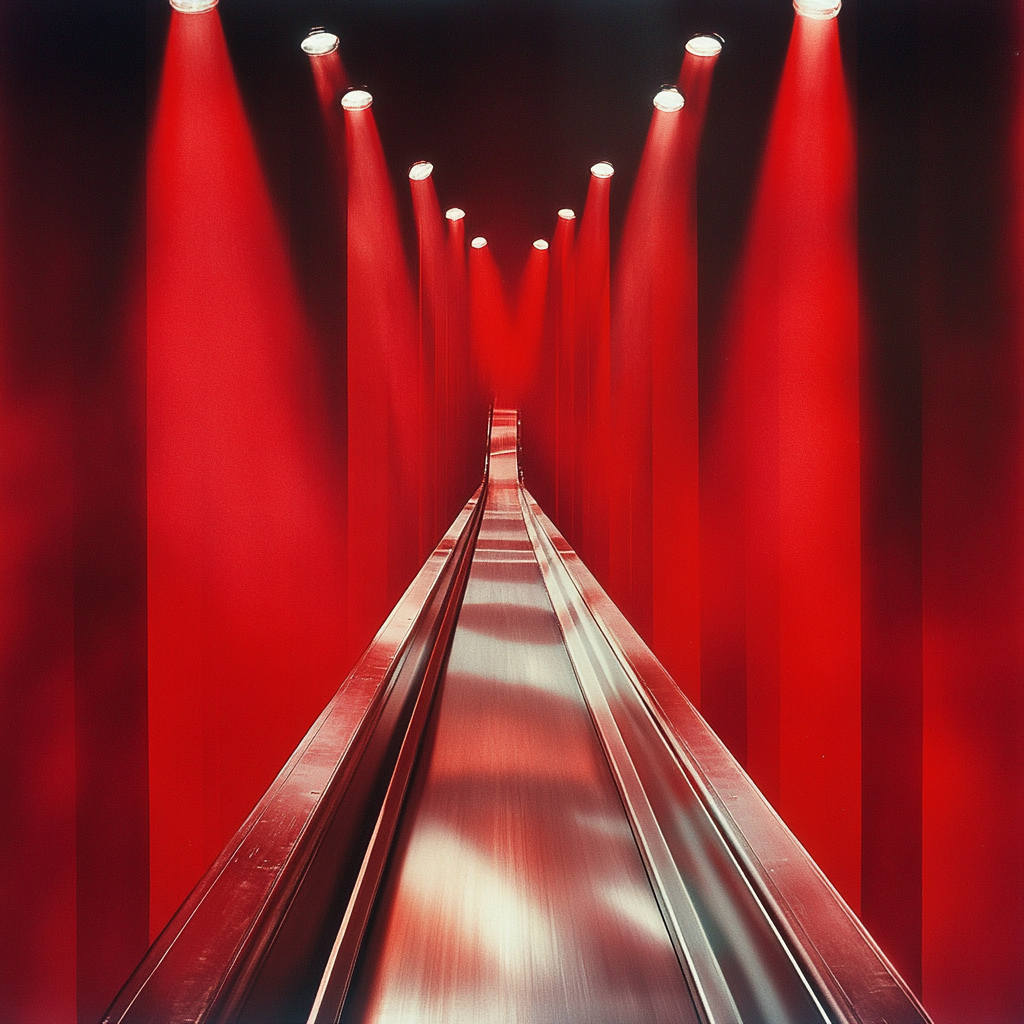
<box><xmin>340</xmin><ymin>411</ymin><xmax>698</xmax><ymax>1023</ymax></box>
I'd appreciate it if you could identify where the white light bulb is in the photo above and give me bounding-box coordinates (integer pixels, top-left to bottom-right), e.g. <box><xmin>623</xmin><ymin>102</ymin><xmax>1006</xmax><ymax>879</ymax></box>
<box><xmin>686</xmin><ymin>34</ymin><xmax>723</xmax><ymax>57</ymax></box>
<box><xmin>341</xmin><ymin>89</ymin><xmax>373</xmax><ymax>111</ymax></box>
<box><xmin>301</xmin><ymin>30</ymin><xmax>339</xmax><ymax>56</ymax></box>
<box><xmin>653</xmin><ymin>88</ymin><xmax>684</xmax><ymax>113</ymax></box>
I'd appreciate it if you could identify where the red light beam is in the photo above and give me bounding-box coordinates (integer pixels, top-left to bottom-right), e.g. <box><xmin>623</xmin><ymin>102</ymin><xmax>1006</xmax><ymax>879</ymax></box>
<box><xmin>710</xmin><ymin>12</ymin><xmax>861</xmax><ymax>907</ymax></box>
<box><xmin>575</xmin><ymin>165</ymin><xmax>613</xmax><ymax>582</ymax></box>
<box><xmin>344</xmin><ymin>90</ymin><xmax>421</xmax><ymax>648</ymax></box>
<box><xmin>147</xmin><ymin>8</ymin><xmax>347</xmax><ymax>936</ymax></box>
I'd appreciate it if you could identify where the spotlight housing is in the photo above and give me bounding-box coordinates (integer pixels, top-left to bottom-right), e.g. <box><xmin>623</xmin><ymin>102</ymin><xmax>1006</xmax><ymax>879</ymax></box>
<box><xmin>793</xmin><ymin>0</ymin><xmax>841</xmax><ymax>18</ymax></box>
<box><xmin>533</xmin><ymin>239</ymin><xmax>549</xmax><ymax>251</ymax></box>
<box><xmin>653</xmin><ymin>87</ymin><xmax>685</xmax><ymax>113</ymax></box>
<box><xmin>341</xmin><ymin>89</ymin><xmax>373</xmax><ymax>111</ymax></box>
<box><xmin>301</xmin><ymin>29</ymin><xmax>339</xmax><ymax>55</ymax></box>
<box><xmin>686</xmin><ymin>34</ymin><xmax>724</xmax><ymax>57</ymax></box>
<box><xmin>558</xmin><ymin>208</ymin><xmax>576</xmax><ymax>221</ymax></box>
<box><xmin>169</xmin><ymin>0</ymin><xmax>217</xmax><ymax>10</ymax></box>
<box><xmin>470</xmin><ymin>237</ymin><xmax>487</xmax><ymax>249</ymax></box>
<box><xmin>590</xmin><ymin>161</ymin><xmax>614</xmax><ymax>179</ymax></box>
<box><xmin>409</xmin><ymin>161</ymin><xmax>434</xmax><ymax>181</ymax></box>
<box><xmin>446</xmin><ymin>208</ymin><xmax>466</xmax><ymax>222</ymax></box>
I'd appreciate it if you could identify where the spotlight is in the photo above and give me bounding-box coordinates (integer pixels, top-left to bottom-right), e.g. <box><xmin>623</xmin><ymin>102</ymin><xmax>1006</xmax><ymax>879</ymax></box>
<box><xmin>169</xmin><ymin>0</ymin><xmax>217</xmax><ymax>10</ymax></box>
<box><xmin>409</xmin><ymin>161</ymin><xmax>434</xmax><ymax>181</ymax></box>
<box><xmin>341</xmin><ymin>89</ymin><xmax>373</xmax><ymax>111</ymax></box>
<box><xmin>300</xmin><ymin>29</ymin><xmax>339</xmax><ymax>56</ymax></box>
<box><xmin>446</xmin><ymin>208</ymin><xmax>466</xmax><ymax>222</ymax></box>
<box><xmin>470</xmin><ymin>237</ymin><xmax>487</xmax><ymax>249</ymax></box>
<box><xmin>653</xmin><ymin>87</ymin><xmax>685</xmax><ymax>113</ymax></box>
<box><xmin>558</xmin><ymin>209</ymin><xmax>576</xmax><ymax>221</ymax></box>
<box><xmin>685</xmin><ymin>34</ymin><xmax>724</xmax><ymax>57</ymax></box>
<box><xmin>533</xmin><ymin>239</ymin><xmax>549</xmax><ymax>251</ymax></box>
<box><xmin>793</xmin><ymin>0</ymin><xmax>841</xmax><ymax>18</ymax></box>
<box><xmin>590</xmin><ymin>162</ymin><xmax>614</xmax><ymax>179</ymax></box>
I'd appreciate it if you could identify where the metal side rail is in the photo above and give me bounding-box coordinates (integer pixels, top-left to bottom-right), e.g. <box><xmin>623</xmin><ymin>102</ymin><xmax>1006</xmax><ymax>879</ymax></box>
<box><xmin>519</xmin><ymin>484</ymin><xmax>932</xmax><ymax>1024</ymax></box>
<box><xmin>103</xmin><ymin>479</ymin><xmax>487</xmax><ymax>1024</ymax></box>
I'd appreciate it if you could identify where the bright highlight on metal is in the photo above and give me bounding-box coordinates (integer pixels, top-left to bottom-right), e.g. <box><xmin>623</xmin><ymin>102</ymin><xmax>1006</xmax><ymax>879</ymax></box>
<box><xmin>169</xmin><ymin>0</ymin><xmax>217</xmax><ymax>11</ymax></box>
<box><xmin>409</xmin><ymin>161</ymin><xmax>434</xmax><ymax>181</ymax></box>
<box><xmin>558</xmin><ymin>208</ymin><xmax>576</xmax><ymax>221</ymax></box>
<box><xmin>470</xmin><ymin>236</ymin><xmax>487</xmax><ymax>249</ymax></box>
<box><xmin>686</xmin><ymin>34</ymin><xmax>723</xmax><ymax>57</ymax></box>
<box><xmin>793</xmin><ymin>0</ymin><xmax>841</xmax><ymax>18</ymax></box>
<box><xmin>301</xmin><ymin>29</ymin><xmax>339</xmax><ymax>55</ymax></box>
<box><xmin>446</xmin><ymin>208</ymin><xmax>465</xmax><ymax>222</ymax></box>
<box><xmin>533</xmin><ymin>239</ymin><xmax>549</xmax><ymax>251</ymax></box>
<box><xmin>653</xmin><ymin>88</ymin><xmax>685</xmax><ymax>113</ymax></box>
<box><xmin>591</xmin><ymin>161</ymin><xmax>614</xmax><ymax>179</ymax></box>
<box><xmin>341</xmin><ymin>89</ymin><xmax>373</xmax><ymax>111</ymax></box>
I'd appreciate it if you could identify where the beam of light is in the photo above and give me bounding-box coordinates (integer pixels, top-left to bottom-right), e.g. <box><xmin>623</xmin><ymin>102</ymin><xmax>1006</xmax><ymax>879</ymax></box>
<box><xmin>302</xmin><ymin>27</ymin><xmax>349</xmax><ymax>233</ymax></box>
<box><xmin>706</xmin><ymin>14</ymin><xmax>860</xmax><ymax>907</ymax></box>
<box><xmin>574</xmin><ymin>163</ymin><xmax>613</xmax><ymax>582</ymax></box>
<box><xmin>677</xmin><ymin>32</ymin><xmax>722</xmax><ymax>133</ymax></box>
<box><xmin>553</xmin><ymin>208</ymin><xmax>577</xmax><ymax>534</ymax></box>
<box><xmin>609</xmin><ymin>94</ymin><xmax>681</xmax><ymax>646</ymax></box>
<box><xmin>607</xmin><ymin>44</ymin><xmax>718</xmax><ymax>694</ymax></box>
<box><xmin>650</xmin><ymin>43</ymin><xmax>721</xmax><ymax>704</ymax></box>
<box><xmin>920</xmin><ymin>7</ymin><xmax>1024</xmax><ymax>1019</ymax></box>
<box><xmin>445</xmin><ymin>208</ymin><xmax>478</xmax><ymax>511</ymax></box>
<box><xmin>409</xmin><ymin>161</ymin><xmax>445</xmax><ymax>556</ymax></box>
<box><xmin>343</xmin><ymin>85</ymin><xmax>421</xmax><ymax>654</ymax></box>
<box><xmin>510</xmin><ymin>239</ymin><xmax>549</xmax><ymax>406</ymax></box>
<box><xmin>517</xmin><ymin>235</ymin><xmax>556</xmax><ymax>514</ymax></box>
<box><xmin>469</xmin><ymin>235</ymin><xmax>513</xmax><ymax>406</ymax></box>
<box><xmin>304</xmin><ymin>30</ymin><xmax>348</xmax><ymax>118</ymax></box>
<box><xmin>302</xmin><ymin>28</ymin><xmax>349</xmax><ymax>441</ymax></box>
<box><xmin>147</xmin><ymin>8</ymin><xmax>347</xmax><ymax>938</ymax></box>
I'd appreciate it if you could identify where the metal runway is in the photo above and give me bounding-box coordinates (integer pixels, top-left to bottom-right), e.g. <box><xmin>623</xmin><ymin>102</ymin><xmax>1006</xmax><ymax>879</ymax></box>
<box><xmin>105</xmin><ymin>410</ymin><xmax>931</xmax><ymax>1024</ymax></box>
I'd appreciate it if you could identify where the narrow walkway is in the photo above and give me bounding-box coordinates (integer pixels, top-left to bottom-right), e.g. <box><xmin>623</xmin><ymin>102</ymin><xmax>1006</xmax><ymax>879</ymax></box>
<box><xmin>342</xmin><ymin>410</ymin><xmax>697</xmax><ymax>1023</ymax></box>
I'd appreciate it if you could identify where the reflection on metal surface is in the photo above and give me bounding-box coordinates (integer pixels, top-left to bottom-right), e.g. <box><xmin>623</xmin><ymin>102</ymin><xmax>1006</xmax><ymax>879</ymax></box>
<box><xmin>335</xmin><ymin>410</ymin><xmax>697</xmax><ymax>1023</ymax></box>
<box><xmin>108</xmin><ymin>408</ymin><xmax>932</xmax><ymax>1024</ymax></box>
<box><xmin>521</xmin><ymin>487</ymin><xmax>743</xmax><ymax>1024</ymax></box>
